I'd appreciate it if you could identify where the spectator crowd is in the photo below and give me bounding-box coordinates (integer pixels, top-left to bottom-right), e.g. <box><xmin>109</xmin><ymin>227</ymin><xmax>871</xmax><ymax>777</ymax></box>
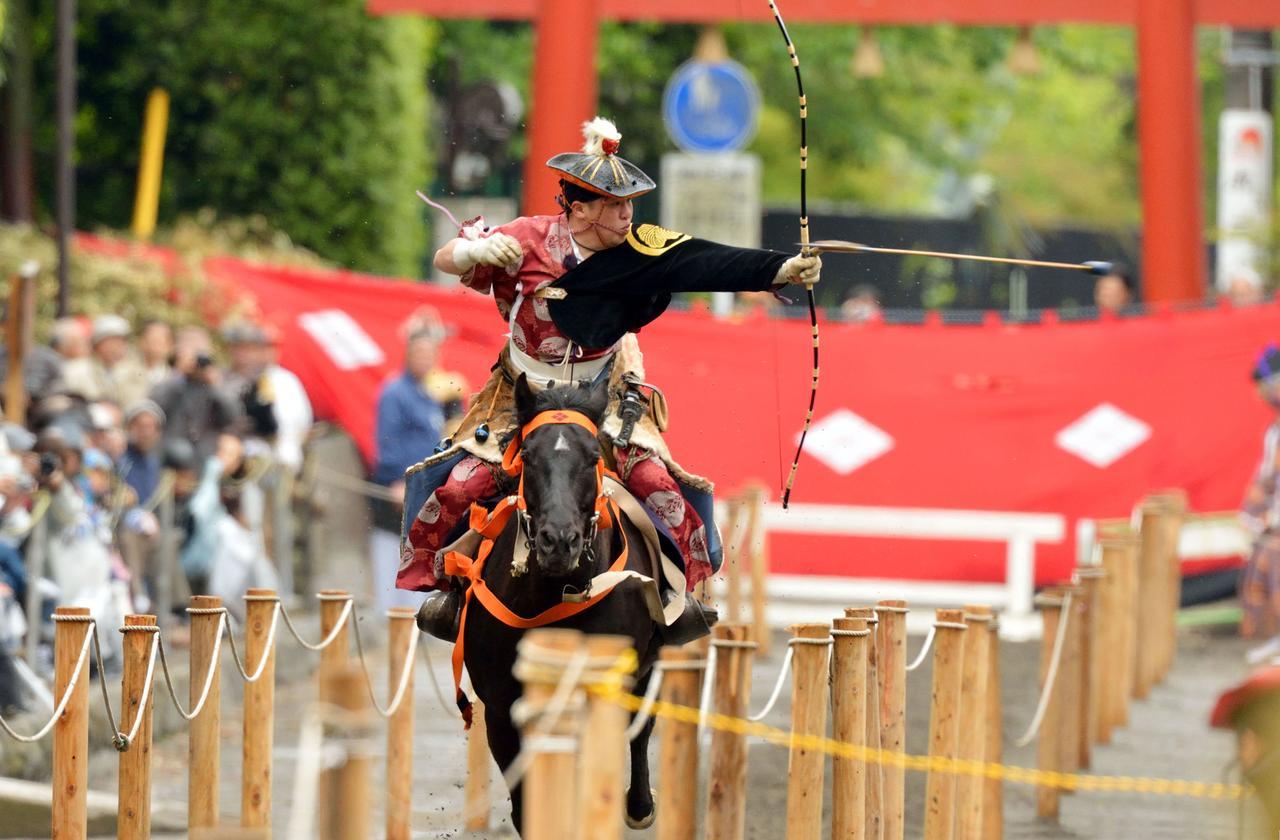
<box><xmin>0</xmin><ymin>313</ymin><xmax>313</xmax><ymax>712</ymax></box>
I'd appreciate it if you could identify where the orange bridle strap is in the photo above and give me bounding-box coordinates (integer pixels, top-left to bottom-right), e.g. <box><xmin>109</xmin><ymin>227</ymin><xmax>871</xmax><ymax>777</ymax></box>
<box><xmin>450</xmin><ymin>408</ymin><xmax>626</xmax><ymax>728</ymax></box>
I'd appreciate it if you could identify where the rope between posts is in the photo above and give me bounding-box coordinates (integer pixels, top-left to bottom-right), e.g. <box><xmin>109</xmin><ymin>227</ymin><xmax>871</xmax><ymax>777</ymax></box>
<box><xmin>1014</xmin><ymin>591</ymin><xmax>1074</xmax><ymax>748</ymax></box>
<box><xmin>107</xmin><ymin>627</ymin><xmax>161</xmax><ymax>752</ymax></box>
<box><xmin>0</xmin><ymin>618</ymin><xmax>95</xmax><ymax>742</ymax></box>
<box><xmin>224</xmin><ymin>603</ymin><xmax>282</xmax><ymax>683</ymax></box>
<box><xmin>589</xmin><ymin>677</ymin><xmax>1251</xmax><ymax>801</ymax></box>
<box><xmin>349</xmin><ymin>612</ymin><xmax>420</xmax><ymax>719</ymax></box>
<box><xmin>624</xmin><ymin>668</ymin><xmax>665</xmax><ymax>741</ymax></box>
<box><xmin>502</xmin><ymin>647</ymin><xmax>592</xmax><ymax>790</ymax></box>
<box><xmin>746</xmin><ymin>635</ymin><xmax>830</xmax><ymax>723</ymax></box>
<box><xmin>155</xmin><ymin>612</ymin><xmax>226</xmax><ymax>722</ymax></box>
<box><xmin>905</xmin><ymin>625</ymin><xmax>936</xmax><ymax>672</ymax></box>
<box><xmin>279</xmin><ymin>598</ymin><xmax>352</xmax><ymax>652</ymax></box>
<box><xmin>418</xmin><ymin>635</ymin><xmax>462</xmax><ymax>719</ymax></box>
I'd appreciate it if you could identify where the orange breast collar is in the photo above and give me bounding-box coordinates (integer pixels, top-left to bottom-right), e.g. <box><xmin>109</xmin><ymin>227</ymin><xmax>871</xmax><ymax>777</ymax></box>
<box><xmin>445</xmin><ymin>408</ymin><xmax>627</xmax><ymax>728</ymax></box>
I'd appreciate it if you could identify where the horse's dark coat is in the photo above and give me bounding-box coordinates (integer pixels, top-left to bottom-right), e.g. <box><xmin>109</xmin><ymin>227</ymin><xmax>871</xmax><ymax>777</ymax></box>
<box><xmin>462</xmin><ymin>375</ymin><xmax>663</xmax><ymax>833</ymax></box>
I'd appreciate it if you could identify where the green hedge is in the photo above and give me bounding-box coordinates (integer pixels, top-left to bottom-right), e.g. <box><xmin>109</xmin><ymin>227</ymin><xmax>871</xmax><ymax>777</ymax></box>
<box><xmin>28</xmin><ymin>0</ymin><xmax>433</xmax><ymax>276</ymax></box>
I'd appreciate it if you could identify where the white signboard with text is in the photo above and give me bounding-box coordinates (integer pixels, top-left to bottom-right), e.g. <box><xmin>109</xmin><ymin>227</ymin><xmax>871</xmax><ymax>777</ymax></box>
<box><xmin>1216</xmin><ymin>109</ymin><xmax>1273</xmax><ymax>294</ymax></box>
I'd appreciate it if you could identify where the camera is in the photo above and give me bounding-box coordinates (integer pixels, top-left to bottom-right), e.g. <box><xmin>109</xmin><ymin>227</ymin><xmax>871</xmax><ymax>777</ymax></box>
<box><xmin>38</xmin><ymin>452</ymin><xmax>60</xmax><ymax>478</ymax></box>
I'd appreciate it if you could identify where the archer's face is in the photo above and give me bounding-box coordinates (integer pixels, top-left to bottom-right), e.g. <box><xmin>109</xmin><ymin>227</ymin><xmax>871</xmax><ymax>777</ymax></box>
<box><xmin>574</xmin><ymin>197</ymin><xmax>633</xmax><ymax>248</ymax></box>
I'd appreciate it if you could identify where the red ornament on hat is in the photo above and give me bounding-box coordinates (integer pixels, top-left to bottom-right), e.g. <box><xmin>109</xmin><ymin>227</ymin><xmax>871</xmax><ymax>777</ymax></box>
<box><xmin>601</xmin><ymin>137</ymin><xmax>620</xmax><ymax>156</ymax></box>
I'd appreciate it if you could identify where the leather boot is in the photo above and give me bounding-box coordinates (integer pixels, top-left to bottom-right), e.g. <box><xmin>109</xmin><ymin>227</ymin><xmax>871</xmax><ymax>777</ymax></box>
<box><xmin>658</xmin><ymin>592</ymin><xmax>718</xmax><ymax>647</ymax></box>
<box><xmin>416</xmin><ymin>589</ymin><xmax>463</xmax><ymax>643</ymax></box>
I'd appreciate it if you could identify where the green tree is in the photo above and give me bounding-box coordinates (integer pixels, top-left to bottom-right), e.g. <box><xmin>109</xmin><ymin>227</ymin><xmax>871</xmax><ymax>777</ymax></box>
<box><xmin>28</xmin><ymin>0</ymin><xmax>433</xmax><ymax>276</ymax></box>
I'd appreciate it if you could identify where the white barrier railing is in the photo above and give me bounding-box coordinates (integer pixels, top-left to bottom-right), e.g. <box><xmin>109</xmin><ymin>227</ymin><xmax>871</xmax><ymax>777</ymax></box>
<box><xmin>715</xmin><ymin>501</ymin><xmax>1065</xmax><ymax>641</ymax></box>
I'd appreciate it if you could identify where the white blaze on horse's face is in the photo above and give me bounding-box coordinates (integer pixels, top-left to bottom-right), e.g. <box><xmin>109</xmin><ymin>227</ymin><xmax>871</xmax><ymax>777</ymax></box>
<box><xmin>524</xmin><ymin>421</ymin><xmax>600</xmax><ymax>579</ymax></box>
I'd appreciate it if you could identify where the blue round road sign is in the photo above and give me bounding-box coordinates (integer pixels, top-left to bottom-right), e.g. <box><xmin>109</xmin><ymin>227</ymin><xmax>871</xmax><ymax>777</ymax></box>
<box><xmin>662</xmin><ymin>60</ymin><xmax>761</xmax><ymax>153</ymax></box>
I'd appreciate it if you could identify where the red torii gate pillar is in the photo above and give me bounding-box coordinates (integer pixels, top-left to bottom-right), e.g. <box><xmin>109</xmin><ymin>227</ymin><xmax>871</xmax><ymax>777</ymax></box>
<box><xmin>523</xmin><ymin>0</ymin><xmax>600</xmax><ymax>220</ymax></box>
<box><xmin>1136</xmin><ymin>0</ymin><xmax>1203</xmax><ymax>302</ymax></box>
<box><xmin>369</xmin><ymin>0</ymin><xmax>1280</xmax><ymax>304</ymax></box>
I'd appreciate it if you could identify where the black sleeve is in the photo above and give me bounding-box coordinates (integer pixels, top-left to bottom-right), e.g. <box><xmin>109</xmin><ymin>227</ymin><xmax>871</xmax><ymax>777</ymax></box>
<box><xmin>646</xmin><ymin>238</ymin><xmax>787</xmax><ymax>295</ymax></box>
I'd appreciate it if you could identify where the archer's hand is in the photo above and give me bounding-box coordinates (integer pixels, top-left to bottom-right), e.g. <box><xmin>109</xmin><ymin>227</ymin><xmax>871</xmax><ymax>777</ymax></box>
<box><xmin>454</xmin><ymin>234</ymin><xmax>523</xmax><ymax>270</ymax></box>
<box><xmin>775</xmin><ymin>253</ymin><xmax>822</xmax><ymax>286</ymax></box>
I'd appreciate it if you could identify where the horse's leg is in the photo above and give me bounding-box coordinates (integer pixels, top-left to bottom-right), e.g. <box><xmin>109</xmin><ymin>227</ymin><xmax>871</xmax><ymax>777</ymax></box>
<box><xmin>625</xmin><ymin>670</ymin><xmax>658</xmax><ymax>829</ymax></box>
<box><xmin>482</xmin><ymin>705</ymin><xmax>525</xmax><ymax>834</ymax></box>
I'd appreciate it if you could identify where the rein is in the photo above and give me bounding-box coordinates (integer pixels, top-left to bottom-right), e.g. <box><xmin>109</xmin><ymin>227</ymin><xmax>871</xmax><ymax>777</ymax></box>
<box><xmin>446</xmin><ymin>408</ymin><xmax>629</xmax><ymax>727</ymax></box>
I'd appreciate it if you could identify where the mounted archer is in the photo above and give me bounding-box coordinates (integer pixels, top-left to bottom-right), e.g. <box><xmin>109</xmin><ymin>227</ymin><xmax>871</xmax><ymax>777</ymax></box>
<box><xmin>399</xmin><ymin>116</ymin><xmax>821</xmax><ymax>644</ymax></box>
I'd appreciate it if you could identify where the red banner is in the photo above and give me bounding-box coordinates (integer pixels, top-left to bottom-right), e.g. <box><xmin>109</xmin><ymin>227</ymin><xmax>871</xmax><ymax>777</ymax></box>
<box><xmin>187</xmin><ymin>257</ymin><xmax>1275</xmax><ymax>587</ymax></box>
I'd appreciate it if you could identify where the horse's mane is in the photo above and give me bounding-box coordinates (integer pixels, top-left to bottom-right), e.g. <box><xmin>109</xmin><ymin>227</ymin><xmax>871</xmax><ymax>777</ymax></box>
<box><xmin>528</xmin><ymin>383</ymin><xmax>605</xmax><ymax>425</ymax></box>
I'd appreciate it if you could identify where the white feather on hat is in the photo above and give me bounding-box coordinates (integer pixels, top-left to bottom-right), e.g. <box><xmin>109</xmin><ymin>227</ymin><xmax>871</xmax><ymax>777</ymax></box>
<box><xmin>581</xmin><ymin>117</ymin><xmax>621</xmax><ymax>156</ymax></box>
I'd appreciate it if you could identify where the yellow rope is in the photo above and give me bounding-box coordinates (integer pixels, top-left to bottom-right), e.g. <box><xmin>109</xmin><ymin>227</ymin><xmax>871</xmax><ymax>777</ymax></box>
<box><xmin>587</xmin><ymin>678</ymin><xmax>1249</xmax><ymax>801</ymax></box>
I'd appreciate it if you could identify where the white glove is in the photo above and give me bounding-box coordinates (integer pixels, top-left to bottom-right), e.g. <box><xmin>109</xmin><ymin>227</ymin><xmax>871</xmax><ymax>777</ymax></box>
<box><xmin>774</xmin><ymin>253</ymin><xmax>822</xmax><ymax>286</ymax></box>
<box><xmin>453</xmin><ymin>233</ymin><xmax>523</xmax><ymax>271</ymax></box>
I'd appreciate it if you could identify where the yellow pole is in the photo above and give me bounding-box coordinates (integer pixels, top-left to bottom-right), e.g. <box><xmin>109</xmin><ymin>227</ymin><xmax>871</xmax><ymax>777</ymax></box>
<box><xmin>131</xmin><ymin>88</ymin><xmax>170</xmax><ymax>240</ymax></box>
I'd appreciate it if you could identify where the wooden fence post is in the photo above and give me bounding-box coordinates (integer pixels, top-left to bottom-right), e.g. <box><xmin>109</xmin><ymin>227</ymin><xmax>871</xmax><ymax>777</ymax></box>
<box><xmin>847</xmin><ymin>607</ymin><xmax>883</xmax><ymax>840</ymax></box>
<box><xmin>785</xmin><ymin>623</ymin><xmax>832</xmax><ymax>840</ymax></box>
<box><xmin>386</xmin><ymin>608</ymin><xmax>416</xmax><ymax>840</ymax></box>
<box><xmin>831</xmin><ymin>617</ymin><xmax>869</xmax><ymax>840</ymax></box>
<box><xmin>706</xmin><ymin>623</ymin><xmax>756</xmax><ymax>840</ymax></box>
<box><xmin>464</xmin><ymin>703</ymin><xmax>492</xmax><ymax>830</ymax></box>
<box><xmin>1074</xmin><ymin>569</ymin><xmax>1105</xmax><ymax>766</ymax></box>
<box><xmin>748</xmin><ymin>487</ymin><xmax>770</xmax><ymax>656</ymax></box>
<box><xmin>52</xmin><ymin>607</ymin><xmax>91</xmax><ymax>840</ymax></box>
<box><xmin>327</xmin><ymin>664</ymin><xmax>373</xmax><ymax>840</ymax></box>
<box><xmin>1153</xmin><ymin>492</ymin><xmax>1186</xmax><ymax>681</ymax></box>
<box><xmin>955</xmin><ymin>606</ymin><xmax>992</xmax><ymax>840</ymax></box>
<box><xmin>189</xmin><ymin>596</ymin><xmax>223</xmax><ymax>831</ymax></box>
<box><xmin>1035</xmin><ymin>591</ymin><xmax>1066</xmax><ymax>821</ymax></box>
<box><xmin>118</xmin><ymin>614</ymin><xmax>158</xmax><ymax>840</ymax></box>
<box><xmin>923</xmin><ymin>609</ymin><xmax>967</xmax><ymax>840</ymax></box>
<box><xmin>657</xmin><ymin>646</ymin><xmax>702</xmax><ymax>840</ymax></box>
<box><xmin>724</xmin><ymin>498</ymin><xmax>745</xmax><ymax>624</ymax></box>
<box><xmin>317</xmin><ymin>589</ymin><xmax>352</xmax><ymax>834</ymax></box>
<box><xmin>982</xmin><ymin>613</ymin><xmax>1003</xmax><ymax>840</ymax></box>
<box><xmin>1134</xmin><ymin>501</ymin><xmax>1166</xmax><ymax>699</ymax></box>
<box><xmin>1099</xmin><ymin>535</ymin><xmax>1137</xmax><ymax>739</ymax></box>
<box><xmin>519</xmin><ymin>629</ymin><xmax>585</xmax><ymax>840</ymax></box>
<box><xmin>875</xmin><ymin>600</ymin><xmax>908</xmax><ymax>840</ymax></box>
<box><xmin>1058</xmin><ymin>586</ymin><xmax>1083</xmax><ymax>780</ymax></box>
<box><xmin>241</xmin><ymin>589</ymin><xmax>277</xmax><ymax>830</ymax></box>
<box><xmin>576</xmin><ymin>634</ymin><xmax>633</xmax><ymax>840</ymax></box>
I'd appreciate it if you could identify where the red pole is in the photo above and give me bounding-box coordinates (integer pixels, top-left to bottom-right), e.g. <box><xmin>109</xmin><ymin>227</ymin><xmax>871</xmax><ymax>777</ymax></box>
<box><xmin>1136</xmin><ymin>0</ymin><xmax>1204</xmax><ymax>303</ymax></box>
<box><xmin>522</xmin><ymin>0</ymin><xmax>600</xmax><ymax>217</ymax></box>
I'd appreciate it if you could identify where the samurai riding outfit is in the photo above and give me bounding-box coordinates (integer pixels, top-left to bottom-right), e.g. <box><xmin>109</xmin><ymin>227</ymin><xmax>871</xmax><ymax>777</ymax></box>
<box><xmin>399</xmin><ymin>118</ymin><xmax>817</xmax><ymax>641</ymax></box>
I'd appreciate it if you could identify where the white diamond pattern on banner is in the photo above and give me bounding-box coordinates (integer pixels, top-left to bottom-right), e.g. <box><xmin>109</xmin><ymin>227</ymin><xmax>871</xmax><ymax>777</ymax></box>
<box><xmin>801</xmin><ymin>408</ymin><xmax>894</xmax><ymax>475</ymax></box>
<box><xmin>297</xmin><ymin>310</ymin><xmax>386</xmax><ymax>371</ymax></box>
<box><xmin>1055</xmin><ymin>403</ymin><xmax>1151</xmax><ymax>468</ymax></box>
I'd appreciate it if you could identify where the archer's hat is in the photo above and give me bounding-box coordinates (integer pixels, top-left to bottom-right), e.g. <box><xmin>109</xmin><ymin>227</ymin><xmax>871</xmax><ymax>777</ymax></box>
<box><xmin>546</xmin><ymin>117</ymin><xmax>655</xmax><ymax>200</ymax></box>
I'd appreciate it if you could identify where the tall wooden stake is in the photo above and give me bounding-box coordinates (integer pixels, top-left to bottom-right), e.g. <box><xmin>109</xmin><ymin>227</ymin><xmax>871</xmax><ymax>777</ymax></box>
<box><xmin>706</xmin><ymin>623</ymin><xmax>756</xmax><ymax>840</ymax></box>
<box><xmin>52</xmin><ymin>607</ymin><xmax>91</xmax><ymax>840</ymax></box>
<box><xmin>831</xmin><ymin>617</ymin><xmax>869</xmax><ymax>840</ymax></box>
<box><xmin>118</xmin><ymin>614</ymin><xmax>158</xmax><ymax>840</ymax></box>
<box><xmin>923</xmin><ymin>609</ymin><xmax>966</xmax><ymax>840</ymax></box>
<box><xmin>875</xmin><ymin>600</ymin><xmax>907</xmax><ymax>840</ymax></box>
<box><xmin>189</xmin><ymin>596</ymin><xmax>223</xmax><ymax>831</ymax></box>
<box><xmin>785</xmin><ymin>623</ymin><xmax>831</xmax><ymax>840</ymax></box>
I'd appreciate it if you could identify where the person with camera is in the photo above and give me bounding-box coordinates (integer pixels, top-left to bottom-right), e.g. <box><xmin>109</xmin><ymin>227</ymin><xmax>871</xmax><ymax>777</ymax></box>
<box><xmin>151</xmin><ymin>335</ymin><xmax>242</xmax><ymax>463</ymax></box>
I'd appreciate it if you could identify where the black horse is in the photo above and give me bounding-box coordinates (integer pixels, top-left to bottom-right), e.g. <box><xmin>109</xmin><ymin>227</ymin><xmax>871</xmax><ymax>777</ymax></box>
<box><xmin>462</xmin><ymin>374</ymin><xmax>664</xmax><ymax>832</ymax></box>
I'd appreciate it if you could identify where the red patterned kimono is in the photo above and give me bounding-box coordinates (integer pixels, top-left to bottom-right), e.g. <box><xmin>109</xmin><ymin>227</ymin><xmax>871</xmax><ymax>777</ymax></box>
<box><xmin>396</xmin><ymin>214</ymin><xmax>712</xmax><ymax>592</ymax></box>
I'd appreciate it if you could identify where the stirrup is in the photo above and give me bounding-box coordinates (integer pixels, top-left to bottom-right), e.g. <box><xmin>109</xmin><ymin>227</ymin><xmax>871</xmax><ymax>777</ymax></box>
<box><xmin>416</xmin><ymin>589</ymin><xmax>463</xmax><ymax>643</ymax></box>
<box><xmin>658</xmin><ymin>593</ymin><xmax>718</xmax><ymax>647</ymax></box>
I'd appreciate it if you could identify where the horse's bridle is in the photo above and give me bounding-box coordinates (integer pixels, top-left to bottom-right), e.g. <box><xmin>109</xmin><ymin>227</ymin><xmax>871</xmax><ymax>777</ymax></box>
<box><xmin>501</xmin><ymin>408</ymin><xmax>616</xmax><ymax>568</ymax></box>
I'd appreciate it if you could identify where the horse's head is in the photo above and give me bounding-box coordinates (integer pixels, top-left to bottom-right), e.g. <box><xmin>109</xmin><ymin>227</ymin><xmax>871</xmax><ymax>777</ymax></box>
<box><xmin>513</xmin><ymin>373</ymin><xmax>610</xmax><ymax>579</ymax></box>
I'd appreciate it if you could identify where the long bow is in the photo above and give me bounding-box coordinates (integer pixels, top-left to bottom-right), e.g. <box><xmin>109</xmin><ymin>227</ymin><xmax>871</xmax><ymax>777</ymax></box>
<box><xmin>768</xmin><ymin>0</ymin><xmax>818</xmax><ymax>510</ymax></box>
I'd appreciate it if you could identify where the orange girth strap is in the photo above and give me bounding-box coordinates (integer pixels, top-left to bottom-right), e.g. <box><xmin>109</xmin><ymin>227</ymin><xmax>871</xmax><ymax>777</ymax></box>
<box><xmin>448</xmin><ymin>493</ymin><xmax>627</xmax><ymax>728</ymax></box>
